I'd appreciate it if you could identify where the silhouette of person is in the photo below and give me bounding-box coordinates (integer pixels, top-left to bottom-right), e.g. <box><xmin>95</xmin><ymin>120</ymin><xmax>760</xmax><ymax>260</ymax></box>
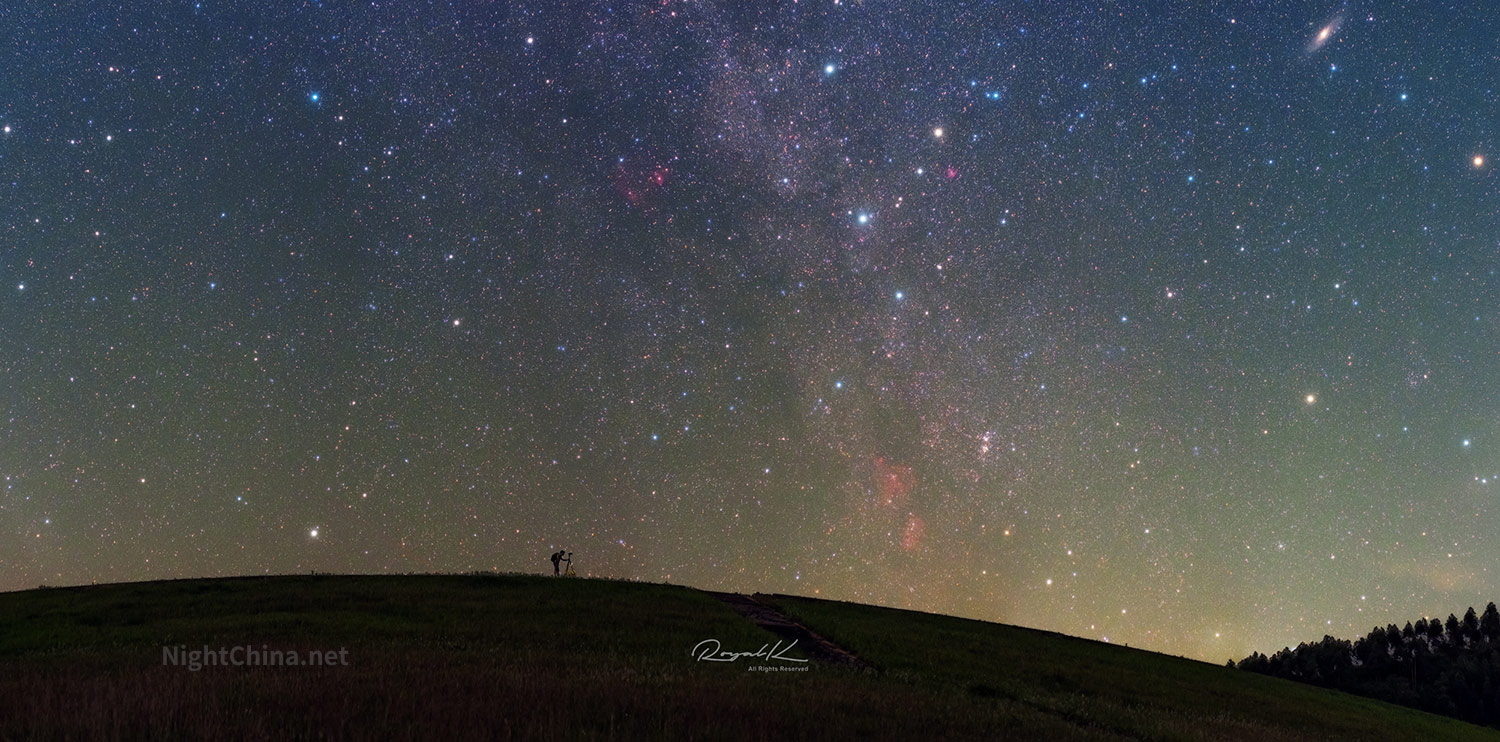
<box><xmin>551</xmin><ymin>550</ymin><xmax>563</xmax><ymax>576</ymax></box>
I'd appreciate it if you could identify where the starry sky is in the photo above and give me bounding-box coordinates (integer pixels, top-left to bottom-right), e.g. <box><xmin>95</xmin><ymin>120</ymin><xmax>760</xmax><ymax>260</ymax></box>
<box><xmin>3</xmin><ymin>0</ymin><xmax>1497</xmax><ymax>661</ymax></box>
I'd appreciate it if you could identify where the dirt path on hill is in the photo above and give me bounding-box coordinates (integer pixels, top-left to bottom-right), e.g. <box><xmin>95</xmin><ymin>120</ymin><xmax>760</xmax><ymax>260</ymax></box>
<box><xmin>706</xmin><ymin>591</ymin><xmax>873</xmax><ymax>670</ymax></box>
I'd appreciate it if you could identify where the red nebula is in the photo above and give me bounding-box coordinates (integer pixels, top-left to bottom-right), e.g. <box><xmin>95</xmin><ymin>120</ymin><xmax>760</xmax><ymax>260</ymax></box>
<box><xmin>874</xmin><ymin>456</ymin><xmax>914</xmax><ymax>507</ymax></box>
<box><xmin>612</xmin><ymin>164</ymin><xmax>671</xmax><ymax>205</ymax></box>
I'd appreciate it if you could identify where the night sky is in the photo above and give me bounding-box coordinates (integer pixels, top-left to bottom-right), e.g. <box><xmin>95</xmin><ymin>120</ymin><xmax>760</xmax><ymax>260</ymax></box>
<box><xmin>3</xmin><ymin>0</ymin><xmax>1497</xmax><ymax>661</ymax></box>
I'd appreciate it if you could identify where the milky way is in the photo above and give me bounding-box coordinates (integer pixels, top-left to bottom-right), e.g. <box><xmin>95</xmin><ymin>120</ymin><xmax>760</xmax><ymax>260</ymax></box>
<box><xmin>2</xmin><ymin>1</ymin><xmax>1497</xmax><ymax>661</ymax></box>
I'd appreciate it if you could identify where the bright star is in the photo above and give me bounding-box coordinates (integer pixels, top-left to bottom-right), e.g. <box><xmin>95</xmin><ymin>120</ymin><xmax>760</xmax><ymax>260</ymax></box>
<box><xmin>310</xmin><ymin>528</ymin><xmax>319</xmax><ymax>538</ymax></box>
<box><xmin>824</xmin><ymin>63</ymin><xmax>835</xmax><ymax>75</ymax></box>
<box><xmin>895</xmin><ymin>291</ymin><xmax>904</xmax><ymax>300</ymax></box>
<box><xmin>1305</xmin><ymin>394</ymin><xmax>1316</xmax><ymax>405</ymax></box>
<box><xmin>1474</xmin><ymin>155</ymin><xmax>1486</xmax><ymax>168</ymax></box>
<box><xmin>932</xmin><ymin>126</ymin><xmax>944</xmax><ymax>138</ymax></box>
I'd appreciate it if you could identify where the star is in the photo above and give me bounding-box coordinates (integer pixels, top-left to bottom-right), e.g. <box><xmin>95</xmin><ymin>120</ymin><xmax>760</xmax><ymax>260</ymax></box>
<box><xmin>4</xmin><ymin>0</ymin><xmax>1498</xmax><ymax>672</ymax></box>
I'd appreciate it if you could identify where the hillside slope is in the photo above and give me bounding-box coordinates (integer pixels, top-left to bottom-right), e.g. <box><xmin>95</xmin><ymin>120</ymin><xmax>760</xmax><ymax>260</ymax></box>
<box><xmin>0</xmin><ymin>575</ymin><xmax>1493</xmax><ymax>740</ymax></box>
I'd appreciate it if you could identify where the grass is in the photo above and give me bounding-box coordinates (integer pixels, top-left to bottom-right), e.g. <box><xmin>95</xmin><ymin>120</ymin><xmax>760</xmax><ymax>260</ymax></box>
<box><xmin>0</xmin><ymin>575</ymin><xmax>1494</xmax><ymax>740</ymax></box>
<box><xmin>762</xmin><ymin>594</ymin><xmax>1500</xmax><ymax>741</ymax></box>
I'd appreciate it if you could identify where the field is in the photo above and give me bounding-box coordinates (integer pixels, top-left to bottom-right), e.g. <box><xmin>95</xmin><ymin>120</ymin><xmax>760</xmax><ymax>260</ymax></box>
<box><xmin>0</xmin><ymin>574</ymin><xmax>1494</xmax><ymax>740</ymax></box>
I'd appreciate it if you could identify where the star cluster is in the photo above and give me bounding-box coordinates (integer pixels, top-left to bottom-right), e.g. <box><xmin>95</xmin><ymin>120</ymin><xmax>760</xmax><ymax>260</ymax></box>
<box><xmin>2</xmin><ymin>1</ymin><xmax>1497</xmax><ymax>661</ymax></box>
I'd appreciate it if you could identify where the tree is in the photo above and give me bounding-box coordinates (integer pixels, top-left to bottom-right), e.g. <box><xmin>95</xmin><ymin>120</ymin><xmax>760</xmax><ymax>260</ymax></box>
<box><xmin>1427</xmin><ymin>617</ymin><xmax>1445</xmax><ymax>641</ymax></box>
<box><xmin>1463</xmin><ymin>607</ymin><xmax>1481</xmax><ymax>644</ymax></box>
<box><xmin>1480</xmin><ymin>602</ymin><xmax>1500</xmax><ymax>643</ymax></box>
<box><xmin>1359</xmin><ymin>627</ymin><xmax>1390</xmax><ymax>668</ymax></box>
<box><xmin>1239</xmin><ymin>651</ymin><xmax>1269</xmax><ymax>673</ymax></box>
<box><xmin>1236</xmin><ymin>602</ymin><xmax>1500</xmax><ymax>727</ymax></box>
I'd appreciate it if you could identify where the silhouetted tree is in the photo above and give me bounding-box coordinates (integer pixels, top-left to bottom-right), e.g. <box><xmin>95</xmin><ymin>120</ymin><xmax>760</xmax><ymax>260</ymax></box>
<box><xmin>1239</xmin><ymin>651</ymin><xmax>1268</xmax><ymax>672</ymax></box>
<box><xmin>1427</xmin><ymin>617</ymin><xmax>1445</xmax><ymax>641</ymax></box>
<box><xmin>1481</xmin><ymin>603</ymin><xmax>1500</xmax><ymax>643</ymax></box>
<box><xmin>1464</xmin><ymin>607</ymin><xmax>1481</xmax><ymax>645</ymax></box>
<box><xmin>1240</xmin><ymin>602</ymin><xmax>1500</xmax><ymax>729</ymax></box>
<box><xmin>1358</xmin><ymin>627</ymin><xmax>1389</xmax><ymax>669</ymax></box>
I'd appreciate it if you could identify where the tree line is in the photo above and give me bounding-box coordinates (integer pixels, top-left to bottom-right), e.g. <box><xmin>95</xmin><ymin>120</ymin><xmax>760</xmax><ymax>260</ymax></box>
<box><xmin>1234</xmin><ymin>603</ymin><xmax>1500</xmax><ymax>727</ymax></box>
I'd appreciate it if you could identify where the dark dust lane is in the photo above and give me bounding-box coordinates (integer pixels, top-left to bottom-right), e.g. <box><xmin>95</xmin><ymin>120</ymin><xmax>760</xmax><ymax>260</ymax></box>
<box><xmin>706</xmin><ymin>592</ymin><xmax>873</xmax><ymax>670</ymax></box>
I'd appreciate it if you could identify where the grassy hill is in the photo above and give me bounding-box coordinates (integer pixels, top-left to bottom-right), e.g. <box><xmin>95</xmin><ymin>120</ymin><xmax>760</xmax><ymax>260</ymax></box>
<box><xmin>0</xmin><ymin>575</ymin><xmax>1493</xmax><ymax>740</ymax></box>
